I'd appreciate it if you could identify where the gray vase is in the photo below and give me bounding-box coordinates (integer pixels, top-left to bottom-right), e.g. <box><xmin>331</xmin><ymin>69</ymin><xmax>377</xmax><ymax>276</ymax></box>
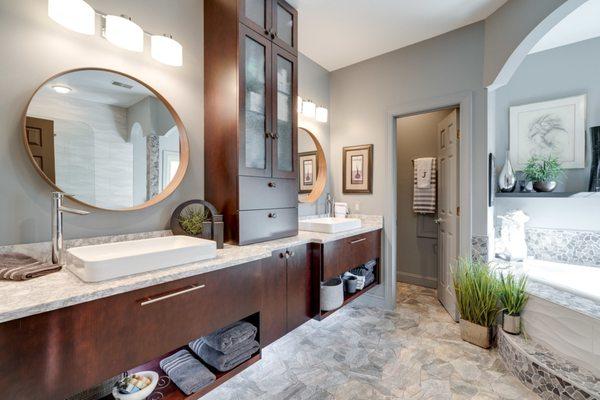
<box><xmin>498</xmin><ymin>153</ymin><xmax>516</xmax><ymax>192</ymax></box>
<box><xmin>533</xmin><ymin>181</ymin><xmax>557</xmax><ymax>192</ymax></box>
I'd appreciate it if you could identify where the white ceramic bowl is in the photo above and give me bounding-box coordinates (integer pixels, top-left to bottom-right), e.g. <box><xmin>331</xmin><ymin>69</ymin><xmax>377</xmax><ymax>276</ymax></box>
<box><xmin>112</xmin><ymin>371</ymin><xmax>159</xmax><ymax>400</ymax></box>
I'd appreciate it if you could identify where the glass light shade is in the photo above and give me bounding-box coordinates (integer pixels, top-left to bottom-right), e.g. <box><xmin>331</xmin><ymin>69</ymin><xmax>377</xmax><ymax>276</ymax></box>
<box><xmin>315</xmin><ymin>106</ymin><xmax>328</xmax><ymax>123</ymax></box>
<box><xmin>151</xmin><ymin>35</ymin><xmax>183</xmax><ymax>66</ymax></box>
<box><xmin>48</xmin><ymin>0</ymin><xmax>95</xmax><ymax>35</ymax></box>
<box><xmin>52</xmin><ymin>85</ymin><xmax>72</xmax><ymax>94</ymax></box>
<box><xmin>297</xmin><ymin>96</ymin><xmax>303</xmax><ymax>113</ymax></box>
<box><xmin>104</xmin><ymin>15</ymin><xmax>144</xmax><ymax>52</ymax></box>
<box><xmin>302</xmin><ymin>100</ymin><xmax>316</xmax><ymax>118</ymax></box>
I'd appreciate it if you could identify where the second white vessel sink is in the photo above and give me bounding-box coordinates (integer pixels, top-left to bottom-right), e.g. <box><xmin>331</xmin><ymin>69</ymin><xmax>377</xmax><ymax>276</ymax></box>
<box><xmin>67</xmin><ymin>236</ymin><xmax>217</xmax><ymax>282</ymax></box>
<box><xmin>299</xmin><ymin>217</ymin><xmax>362</xmax><ymax>233</ymax></box>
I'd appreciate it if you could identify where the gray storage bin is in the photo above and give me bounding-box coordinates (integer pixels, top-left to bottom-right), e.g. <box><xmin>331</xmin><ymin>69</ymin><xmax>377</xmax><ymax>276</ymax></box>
<box><xmin>320</xmin><ymin>277</ymin><xmax>344</xmax><ymax>311</ymax></box>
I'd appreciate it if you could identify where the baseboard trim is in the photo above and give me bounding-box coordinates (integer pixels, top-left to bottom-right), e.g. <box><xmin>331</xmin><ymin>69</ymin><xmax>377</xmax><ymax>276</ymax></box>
<box><xmin>397</xmin><ymin>271</ymin><xmax>437</xmax><ymax>289</ymax></box>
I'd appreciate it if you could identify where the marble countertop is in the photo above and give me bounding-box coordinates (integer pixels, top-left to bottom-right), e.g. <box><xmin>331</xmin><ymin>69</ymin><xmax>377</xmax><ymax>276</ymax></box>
<box><xmin>0</xmin><ymin>216</ymin><xmax>383</xmax><ymax>324</ymax></box>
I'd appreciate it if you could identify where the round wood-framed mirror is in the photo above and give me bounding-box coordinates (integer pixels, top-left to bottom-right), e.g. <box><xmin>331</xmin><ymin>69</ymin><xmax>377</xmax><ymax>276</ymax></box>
<box><xmin>298</xmin><ymin>127</ymin><xmax>327</xmax><ymax>203</ymax></box>
<box><xmin>22</xmin><ymin>68</ymin><xmax>189</xmax><ymax>211</ymax></box>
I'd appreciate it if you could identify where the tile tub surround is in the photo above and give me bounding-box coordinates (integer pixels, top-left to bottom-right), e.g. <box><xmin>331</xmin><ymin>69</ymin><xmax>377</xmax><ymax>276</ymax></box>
<box><xmin>498</xmin><ymin>330</ymin><xmax>600</xmax><ymax>400</ymax></box>
<box><xmin>200</xmin><ymin>283</ymin><xmax>537</xmax><ymax>400</ymax></box>
<box><xmin>525</xmin><ymin>227</ymin><xmax>600</xmax><ymax>268</ymax></box>
<box><xmin>0</xmin><ymin>217</ymin><xmax>383</xmax><ymax>324</ymax></box>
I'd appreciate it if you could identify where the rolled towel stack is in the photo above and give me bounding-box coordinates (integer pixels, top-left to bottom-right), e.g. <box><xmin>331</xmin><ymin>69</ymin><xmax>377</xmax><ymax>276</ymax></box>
<box><xmin>334</xmin><ymin>202</ymin><xmax>348</xmax><ymax>218</ymax></box>
<box><xmin>345</xmin><ymin>260</ymin><xmax>377</xmax><ymax>290</ymax></box>
<box><xmin>189</xmin><ymin>321</ymin><xmax>259</xmax><ymax>373</ymax></box>
<box><xmin>159</xmin><ymin>350</ymin><xmax>216</xmax><ymax>395</ymax></box>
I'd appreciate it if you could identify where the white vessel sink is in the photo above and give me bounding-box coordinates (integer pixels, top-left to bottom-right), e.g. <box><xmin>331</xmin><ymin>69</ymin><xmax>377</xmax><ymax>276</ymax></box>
<box><xmin>299</xmin><ymin>217</ymin><xmax>362</xmax><ymax>233</ymax></box>
<box><xmin>67</xmin><ymin>236</ymin><xmax>217</xmax><ymax>282</ymax></box>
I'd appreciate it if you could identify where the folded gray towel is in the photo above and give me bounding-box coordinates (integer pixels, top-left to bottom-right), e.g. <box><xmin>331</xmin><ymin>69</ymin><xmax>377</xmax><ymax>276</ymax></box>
<box><xmin>0</xmin><ymin>252</ymin><xmax>61</xmax><ymax>281</ymax></box>
<box><xmin>203</xmin><ymin>321</ymin><xmax>257</xmax><ymax>354</ymax></box>
<box><xmin>159</xmin><ymin>350</ymin><xmax>215</xmax><ymax>395</ymax></box>
<box><xmin>364</xmin><ymin>271</ymin><xmax>375</xmax><ymax>287</ymax></box>
<box><xmin>191</xmin><ymin>339</ymin><xmax>259</xmax><ymax>372</ymax></box>
<box><xmin>364</xmin><ymin>260</ymin><xmax>377</xmax><ymax>271</ymax></box>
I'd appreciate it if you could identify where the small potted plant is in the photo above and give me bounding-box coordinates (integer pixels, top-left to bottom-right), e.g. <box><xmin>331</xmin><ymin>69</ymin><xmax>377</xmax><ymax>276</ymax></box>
<box><xmin>498</xmin><ymin>272</ymin><xmax>528</xmax><ymax>335</ymax></box>
<box><xmin>452</xmin><ymin>258</ymin><xmax>500</xmax><ymax>349</ymax></box>
<box><xmin>522</xmin><ymin>155</ymin><xmax>564</xmax><ymax>192</ymax></box>
<box><xmin>177</xmin><ymin>206</ymin><xmax>210</xmax><ymax>237</ymax></box>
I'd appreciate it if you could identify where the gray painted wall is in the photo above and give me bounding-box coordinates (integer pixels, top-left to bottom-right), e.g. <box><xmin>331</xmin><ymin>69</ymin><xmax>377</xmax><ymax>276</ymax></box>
<box><xmin>330</xmin><ymin>22</ymin><xmax>487</xmax><ymax>235</ymax></box>
<box><xmin>298</xmin><ymin>53</ymin><xmax>331</xmax><ymax>217</ymax></box>
<box><xmin>495</xmin><ymin>36</ymin><xmax>600</xmax><ymax>193</ymax></box>
<box><xmin>0</xmin><ymin>0</ymin><xmax>327</xmax><ymax>246</ymax></box>
<box><xmin>396</xmin><ymin>110</ymin><xmax>452</xmax><ymax>288</ymax></box>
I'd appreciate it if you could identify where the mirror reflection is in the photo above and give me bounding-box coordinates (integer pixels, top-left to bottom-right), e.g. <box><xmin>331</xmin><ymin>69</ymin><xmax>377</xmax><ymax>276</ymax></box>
<box><xmin>25</xmin><ymin>69</ymin><xmax>185</xmax><ymax>210</ymax></box>
<box><xmin>297</xmin><ymin>127</ymin><xmax>326</xmax><ymax>203</ymax></box>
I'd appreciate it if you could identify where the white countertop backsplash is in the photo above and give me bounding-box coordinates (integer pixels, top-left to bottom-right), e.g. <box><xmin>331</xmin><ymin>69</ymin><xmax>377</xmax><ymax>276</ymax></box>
<box><xmin>0</xmin><ymin>215</ymin><xmax>383</xmax><ymax>323</ymax></box>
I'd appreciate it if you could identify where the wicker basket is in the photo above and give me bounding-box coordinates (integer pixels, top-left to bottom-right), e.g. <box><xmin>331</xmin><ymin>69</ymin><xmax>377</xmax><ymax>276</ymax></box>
<box><xmin>320</xmin><ymin>277</ymin><xmax>344</xmax><ymax>311</ymax></box>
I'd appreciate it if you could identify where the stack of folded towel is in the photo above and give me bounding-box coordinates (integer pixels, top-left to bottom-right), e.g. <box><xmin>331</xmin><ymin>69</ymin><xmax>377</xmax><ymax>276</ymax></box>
<box><xmin>334</xmin><ymin>202</ymin><xmax>348</xmax><ymax>218</ymax></box>
<box><xmin>343</xmin><ymin>260</ymin><xmax>376</xmax><ymax>290</ymax></box>
<box><xmin>189</xmin><ymin>321</ymin><xmax>259</xmax><ymax>373</ymax></box>
<box><xmin>159</xmin><ymin>350</ymin><xmax>216</xmax><ymax>395</ymax></box>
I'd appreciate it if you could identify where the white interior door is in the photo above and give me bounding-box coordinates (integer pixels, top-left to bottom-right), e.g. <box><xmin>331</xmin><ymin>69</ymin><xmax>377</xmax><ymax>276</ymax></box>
<box><xmin>436</xmin><ymin>109</ymin><xmax>460</xmax><ymax>320</ymax></box>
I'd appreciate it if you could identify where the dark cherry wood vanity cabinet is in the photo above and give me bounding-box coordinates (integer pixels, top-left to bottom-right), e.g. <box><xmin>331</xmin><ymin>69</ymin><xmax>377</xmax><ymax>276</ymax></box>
<box><xmin>0</xmin><ymin>261</ymin><xmax>264</xmax><ymax>400</ymax></box>
<box><xmin>261</xmin><ymin>243</ymin><xmax>315</xmax><ymax>346</ymax></box>
<box><xmin>204</xmin><ymin>0</ymin><xmax>299</xmax><ymax>245</ymax></box>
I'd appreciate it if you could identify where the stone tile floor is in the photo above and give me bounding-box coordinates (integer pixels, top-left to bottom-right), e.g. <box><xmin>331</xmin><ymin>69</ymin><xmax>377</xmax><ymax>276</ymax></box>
<box><xmin>203</xmin><ymin>283</ymin><xmax>539</xmax><ymax>399</ymax></box>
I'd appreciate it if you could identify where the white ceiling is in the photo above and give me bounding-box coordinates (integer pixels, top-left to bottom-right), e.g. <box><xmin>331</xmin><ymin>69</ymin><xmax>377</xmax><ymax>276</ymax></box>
<box><xmin>287</xmin><ymin>0</ymin><xmax>507</xmax><ymax>71</ymax></box>
<box><xmin>530</xmin><ymin>0</ymin><xmax>600</xmax><ymax>54</ymax></box>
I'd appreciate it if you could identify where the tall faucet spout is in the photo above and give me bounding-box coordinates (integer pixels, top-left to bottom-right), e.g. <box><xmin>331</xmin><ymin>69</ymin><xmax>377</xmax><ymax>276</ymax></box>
<box><xmin>51</xmin><ymin>192</ymin><xmax>90</xmax><ymax>266</ymax></box>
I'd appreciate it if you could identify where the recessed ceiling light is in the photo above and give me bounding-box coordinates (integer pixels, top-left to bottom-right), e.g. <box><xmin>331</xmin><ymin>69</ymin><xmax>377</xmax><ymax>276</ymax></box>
<box><xmin>52</xmin><ymin>85</ymin><xmax>72</xmax><ymax>94</ymax></box>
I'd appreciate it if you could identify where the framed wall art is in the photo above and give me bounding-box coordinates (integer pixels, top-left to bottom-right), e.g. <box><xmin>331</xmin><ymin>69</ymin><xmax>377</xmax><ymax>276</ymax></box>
<box><xmin>298</xmin><ymin>151</ymin><xmax>317</xmax><ymax>194</ymax></box>
<box><xmin>343</xmin><ymin>144</ymin><xmax>373</xmax><ymax>194</ymax></box>
<box><xmin>509</xmin><ymin>94</ymin><xmax>586</xmax><ymax>170</ymax></box>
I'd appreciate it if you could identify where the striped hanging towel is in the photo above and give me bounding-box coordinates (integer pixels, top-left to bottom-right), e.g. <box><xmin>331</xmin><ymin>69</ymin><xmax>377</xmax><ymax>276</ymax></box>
<box><xmin>413</xmin><ymin>158</ymin><xmax>437</xmax><ymax>214</ymax></box>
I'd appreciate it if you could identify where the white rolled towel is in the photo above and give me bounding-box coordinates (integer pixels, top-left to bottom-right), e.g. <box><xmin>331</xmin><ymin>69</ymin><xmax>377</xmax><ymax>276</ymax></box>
<box><xmin>334</xmin><ymin>202</ymin><xmax>348</xmax><ymax>218</ymax></box>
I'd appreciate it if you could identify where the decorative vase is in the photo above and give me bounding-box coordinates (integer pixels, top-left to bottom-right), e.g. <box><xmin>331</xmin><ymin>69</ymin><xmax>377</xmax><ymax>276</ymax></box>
<box><xmin>502</xmin><ymin>312</ymin><xmax>521</xmax><ymax>335</ymax></box>
<box><xmin>590</xmin><ymin>127</ymin><xmax>600</xmax><ymax>192</ymax></box>
<box><xmin>533</xmin><ymin>181</ymin><xmax>557</xmax><ymax>192</ymax></box>
<box><xmin>498</xmin><ymin>152</ymin><xmax>516</xmax><ymax>192</ymax></box>
<box><xmin>459</xmin><ymin>319</ymin><xmax>494</xmax><ymax>349</ymax></box>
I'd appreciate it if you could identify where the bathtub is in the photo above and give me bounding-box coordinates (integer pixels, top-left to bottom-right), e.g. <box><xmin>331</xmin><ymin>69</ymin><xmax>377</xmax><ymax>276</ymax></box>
<box><xmin>522</xmin><ymin>259</ymin><xmax>600</xmax><ymax>303</ymax></box>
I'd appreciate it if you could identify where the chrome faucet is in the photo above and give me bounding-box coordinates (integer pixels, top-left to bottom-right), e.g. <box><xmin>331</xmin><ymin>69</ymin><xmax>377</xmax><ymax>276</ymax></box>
<box><xmin>326</xmin><ymin>193</ymin><xmax>334</xmax><ymax>217</ymax></box>
<box><xmin>52</xmin><ymin>192</ymin><xmax>90</xmax><ymax>266</ymax></box>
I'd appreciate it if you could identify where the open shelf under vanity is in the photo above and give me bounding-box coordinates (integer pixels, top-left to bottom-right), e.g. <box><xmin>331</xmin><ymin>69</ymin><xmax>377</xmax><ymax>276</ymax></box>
<box><xmin>318</xmin><ymin>279</ymin><xmax>379</xmax><ymax>320</ymax></box>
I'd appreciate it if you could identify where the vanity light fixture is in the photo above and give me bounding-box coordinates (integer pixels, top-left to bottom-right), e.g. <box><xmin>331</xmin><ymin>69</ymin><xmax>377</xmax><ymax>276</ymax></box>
<box><xmin>315</xmin><ymin>106</ymin><xmax>328</xmax><ymax>123</ymax></box>
<box><xmin>51</xmin><ymin>85</ymin><xmax>72</xmax><ymax>94</ymax></box>
<box><xmin>48</xmin><ymin>0</ymin><xmax>95</xmax><ymax>35</ymax></box>
<box><xmin>302</xmin><ymin>99</ymin><xmax>316</xmax><ymax>118</ymax></box>
<box><xmin>151</xmin><ymin>35</ymin><xmax>183</xmax><ymax>67</ymax></box>
<box><xmin>103</xmin><ymin>15</ymin><xmax>144</xmax><ymax>52</ymax></box>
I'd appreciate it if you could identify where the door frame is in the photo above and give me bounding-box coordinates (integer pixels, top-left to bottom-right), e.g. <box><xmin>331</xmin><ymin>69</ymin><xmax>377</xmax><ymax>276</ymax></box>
<box><xmin>363</xmin><ymin>91</ymin><xmax>473</xmax><ymax>317</ymax></box>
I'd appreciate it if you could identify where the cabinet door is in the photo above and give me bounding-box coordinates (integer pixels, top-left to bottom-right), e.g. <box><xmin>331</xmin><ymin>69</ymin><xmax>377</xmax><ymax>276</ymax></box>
<box><xmin>271</xmin><ymin>45</ymin><xmax>297</xmax><ymax>179</ymax></box>
<box><xmin>239</xmin><ymin>0</ymin><xmax>272</xmax><ymax>39</ymax></box>
<box><xmin>286</xmin><ymin>244</ymin><xmax>312</xmax><ymax>332</ymax></box>
<box><xmin>239</xmin><ymin>24</ymin><xmax>273</xmax><ymax>177</ymax></box>
<box><xmin>262</xmin><ymin>251</ymin><xmax>287</xmax><ymax>346</ymax></box>
<box><xmin>272</xmin><ymin>0</ymin><xmax>297</xmax><ymax>54</ymax></box>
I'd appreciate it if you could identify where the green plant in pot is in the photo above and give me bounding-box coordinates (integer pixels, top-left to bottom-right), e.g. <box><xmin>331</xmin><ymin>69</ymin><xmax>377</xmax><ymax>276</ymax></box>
<box><xmin>498</xmin><ymin>272</ymin><xmax>528</xmax><ymax>335</ymax></box>
<box><xmin>523</xmin><ymin>155</ymin><xmax>564</xmax><ymax>192</ymax></box>
<box><xmin>178</xmin><ymin>206</ymin><xmax>209</xmax><ymax>236</ymax></box>
<box><xmin>452</xmin><ymin>258</ymin><xmax>500</xmax><ymax>349</ymax></box>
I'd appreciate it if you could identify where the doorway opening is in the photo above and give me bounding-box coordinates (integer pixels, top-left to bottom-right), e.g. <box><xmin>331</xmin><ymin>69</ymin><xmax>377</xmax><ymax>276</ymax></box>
<box><xmin>395</xmin><ymin>106</ymin><xmax>460</xmax><ymax>319</ymax></box>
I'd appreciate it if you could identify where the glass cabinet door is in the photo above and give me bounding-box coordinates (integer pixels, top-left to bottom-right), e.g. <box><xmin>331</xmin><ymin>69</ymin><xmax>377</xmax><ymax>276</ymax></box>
<box><xmin>240</xmin><ymin>0</ymin><xmax>271</xmax><ymax>37</ymax></box>
<box><xmin>240</xmin><ymin>25</ymin><xmax>272</xmax><ymax>177</ymax></box>
<box><xmin>272</xmin><ymin>0</ymin><xmax>297</xmax><ymax>54</ymax></box>
<box><xmin>272</xmin><ymin>45</ymin><xmax>297</xmax><ymax>179</ymax></box>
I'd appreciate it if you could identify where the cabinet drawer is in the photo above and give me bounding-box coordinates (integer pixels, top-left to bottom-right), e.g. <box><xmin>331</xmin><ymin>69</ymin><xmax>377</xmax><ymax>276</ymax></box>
<box><xmin>239</xmin><ymin>208</ymin><xmax>298</xmax><ymax>244</ymax></box>
<box><xmin>322</xmin><ymin>229</ymin><xmax>381</xmax><ymax>281</ymax></box>
<box><xmin>239</xmin><ymin>176</ymin><xmax>297</xmax><ymax>210</ymax></box>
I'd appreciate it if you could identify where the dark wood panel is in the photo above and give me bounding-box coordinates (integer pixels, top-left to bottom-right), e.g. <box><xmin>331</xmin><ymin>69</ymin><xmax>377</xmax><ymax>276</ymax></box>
<box><xmin>261</xmin><ymin>251</ymin><xmax>287</xmax><ymax>346</ymax></box>
<box><xmin>0</xmin><ymin>261</ymin><xmax>263</xmax><ymax>400</ymax></box>
<box><xmin>322</xmin><ymin>230</ymin><xmax>382</xmax><ymax>281</ymax></box>
<box><xmin>238</xmin><ymin>176</ymin><xmax>297</xmax><ymax>210</ymax></box>
<box><xmin>238</xmin><ymin>208</ymin><xmax>298</xmax><ymax>245</ymax></box>
<box><xmin>285</xmin><ymin>244</ymin><xmax>312</xmax><ymax>331</ymax></box>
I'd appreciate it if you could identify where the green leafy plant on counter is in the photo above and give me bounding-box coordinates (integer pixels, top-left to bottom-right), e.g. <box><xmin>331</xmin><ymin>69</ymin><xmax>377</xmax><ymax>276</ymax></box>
<box><xmin>498</xmin><ymin>272</ymin><xmax>528</xmax><ymax>316</ymax></box>
<box><xmin>522</xmin><ymin>155</ymin><xmax>564</xmax><ymax>182</ymax></box>
<box><xmin>178</xmin><ymin>206</ymin><xmax>209</xmax><ymax>236</ymax></box>
<box><xmin>452</xmin><ymin>257</ymin><xmax>500</xmax><ymax>327</ymax></box>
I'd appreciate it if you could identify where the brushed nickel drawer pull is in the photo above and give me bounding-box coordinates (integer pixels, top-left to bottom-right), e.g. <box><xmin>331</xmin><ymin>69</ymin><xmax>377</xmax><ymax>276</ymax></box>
<box><xmin>350</xmin><ymin>238</ymin><xmax>366</xmax><ymax>244</ymax></box>
<box><xmin>140</xmin><ymin>284</ymin><xmax>205</xmax><ymax>306</ymax></box>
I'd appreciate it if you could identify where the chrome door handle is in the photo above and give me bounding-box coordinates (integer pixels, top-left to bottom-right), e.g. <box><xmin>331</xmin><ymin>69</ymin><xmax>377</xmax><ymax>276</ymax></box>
<box><xmin>350</xmin><ymin>238</ymin><xmax>366</xmax><ymax>244</ymax></box>
<box><xmin>140</xmin><ymin>284</ymin><xmax>205</xmax><ymax>306</ymax></box>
